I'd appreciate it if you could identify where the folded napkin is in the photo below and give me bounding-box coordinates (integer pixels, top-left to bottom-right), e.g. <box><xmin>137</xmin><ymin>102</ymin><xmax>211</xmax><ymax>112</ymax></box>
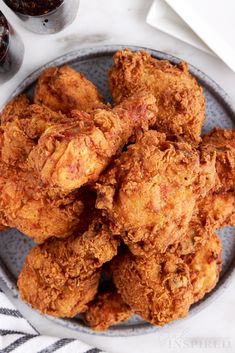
<box><xmin>147</xmin><ymin>0</ymin><xmax>235</xmax><ymax>72</ymax></box>
<box><xmin>0</xmin><ymin>287</ymin><xmax>107</xmax><ymax>353</ymax></box>
<box><xmin>146</xmin><ymin>0</ymin><xmax>212</xmax><ymax>54</ymax></box>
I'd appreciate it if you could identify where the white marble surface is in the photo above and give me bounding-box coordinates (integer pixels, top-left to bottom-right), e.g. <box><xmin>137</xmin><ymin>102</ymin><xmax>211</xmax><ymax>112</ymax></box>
<box><xmin>0</xmin><ymin>0</ymin><xmax>235</xmax><ymax>352</ymax></box>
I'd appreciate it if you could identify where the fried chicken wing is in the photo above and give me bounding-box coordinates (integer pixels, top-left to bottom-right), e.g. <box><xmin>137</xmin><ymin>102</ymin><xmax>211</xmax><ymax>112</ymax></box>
<box><xmin>112</xmin><ymin>251</ymin><xmax>193</xmax><ymax>326</ymax></box>
<box><xmin>96</xmin><ymin>130</ymin><xmax>216</xmax><ymax>255</ymax></box>
<box><xmin>18</xmin><ymin>217</ymin><xmax>120</xmax><ymax>317</ymax></box>
<box><xmin>34</xmin><ymin>66</ymin><xmax>105</xmax><ymax>114</ymax></box>
<box><xmin>109</xmin><ymin>49</ymin><xmax>205</xmax><ymax>141</ymax></box>
<box><xmin>84</xmin><ymin>290</ymin><xmax>132</xmax><ymax>331</ymax></box>
<box><xmin>28</xmin><ymin>93</ymin><xmax>157</xmax><ymax>195</ymax></box>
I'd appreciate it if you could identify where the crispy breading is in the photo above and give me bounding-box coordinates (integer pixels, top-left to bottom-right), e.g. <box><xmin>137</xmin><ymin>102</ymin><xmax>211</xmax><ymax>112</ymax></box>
<box><xmin>96</xmin><ymin>130</ymin><xmax>216</xmax><ymax>255</ymax></box>
<box><xmin>1</xmin><ymin>103</ymin><xmax>69</xmax><ymax>168</ymax></box>
<box><xmin>183</xmin><ymin>232</ymin><xmax>222</xmax><ymax>303</ymax></box>
<box><xmin>170</xmin><ymin>191</ymin><xmax>235</xmax><ymax>257</ymax></box>
<box><xmin>112</xmin><ymin>251</ymin><xmax>193</xmax><ymax>326</ymax></box>
<box><xmin>34</xmin><ymin>66</ymin><xmax>105</xmax><ymax>114</ymax></box>
<box><xmin>112</xmin><ymin>232</ymin><xmax>221</xmax><ymax>327</ymax></box>
<box><xmin>0</xmin><ymin>95</ymin><xmax>30</xmax><ymax>125</ymax></box>
<box><xmin>18</xmin><ymin>218</ymin><xmax>120</xmax><ymax>317</ymax></box>
<box><xmin>109</xmin><ymin>49</ymin><xmax>205</xmax><ymax>141</ymax></box>
<box><xmin>202</xmin><ymin>128</ymin><xmax>235</xmax><ymax>192</ymax></box>
<box><xmin>0</xmin><ymin>162</ymin><xmax>86</xmax><ymax>243</ymax></box>
<box><xmin>197</xmin><ymin>192</ymin><xmax>235</xmax><ymax>229</ymax></box>
<box><xmin>28</xmin><ymin>93</ymin><xmax>157</xmax><ymax>195</ymax></box>
<box><xmin>84</xmin><ymin>290</ymin><xmax>132</xmax><ymax>331</ymax></box>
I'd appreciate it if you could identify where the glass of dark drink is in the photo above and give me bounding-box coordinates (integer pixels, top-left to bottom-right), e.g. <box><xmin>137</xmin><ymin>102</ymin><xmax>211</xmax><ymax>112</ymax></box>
<box><xmin>0</xmin><ymin>11</ymin><xmax>24</xmax><ymax>84</ymax></box>
<box><xmin>3</xmin><ymin>0</ymin><xmax>80</xmax><ymax>35</ymax></box>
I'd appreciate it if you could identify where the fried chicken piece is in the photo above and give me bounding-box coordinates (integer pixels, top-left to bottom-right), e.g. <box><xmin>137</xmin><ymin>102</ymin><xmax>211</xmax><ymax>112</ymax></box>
<box><xmin>202</xmin><ymin>129</ymin><xmax>235</xmax><ymax>192</ymax></box>
<box><xmin>112</xmin><ymin>251</ymin><xmax>193</xmax><ymax>326</ymax></box>
<box><xmin>28</xmin><ymin>93</ymin><xmax>157</xmax><ymax>195</ymax></box>
<box><xmin>112</xmin><ymin>232</ymin><xmax>221</xmax><ymax>327</ymax></box>
<box><xmin>34</xmin><ymin>66</ymin><xmax>105</xmax><ymax>114</ymax></box>
<box><xmin>96</xmin><ymin>130</ymin><xmax>216</xmax><ymax>255</ymax></box>
<box><xmin>84</xmin><ymin>290</ymin><xmax>132</xmax><ymax>331</ymax></box>
<box><xmin>109</xmin><ymin>49</ymin><xmax>205</xmax><ymax>141</ymax></box>
<box><xmin>183</xmin><ymin>232</ymin><xmax>222</xmax><ymax>303</ymax></box>
<box><xmin>0</xmin><ymin>95</ymin><xmax>30</xmax><ymax>125</ymax></box>
<box><xmin>0</xmin><ymin>162</ymin><xmax>86</xmax><ymax>243</ymax></box>
<box><xmin>18</xmin><ymin>218</ymin><xmax>120</xmax><ymax>317</ymax></box>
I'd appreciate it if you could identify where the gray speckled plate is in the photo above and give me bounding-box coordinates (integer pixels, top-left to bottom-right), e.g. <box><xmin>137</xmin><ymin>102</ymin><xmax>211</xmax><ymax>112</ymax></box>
<box><xmin>0</xmin><ymin>45</ymin><xmax>235</xmax><ymax>337</ymax></box>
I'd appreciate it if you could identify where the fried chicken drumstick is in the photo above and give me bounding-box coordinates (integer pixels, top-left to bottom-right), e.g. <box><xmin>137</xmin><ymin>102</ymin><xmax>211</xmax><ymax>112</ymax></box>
<box><xmin>28</xmin><ymin>93</ymin><xmax>157</xmax><ymax>195</ymax></box>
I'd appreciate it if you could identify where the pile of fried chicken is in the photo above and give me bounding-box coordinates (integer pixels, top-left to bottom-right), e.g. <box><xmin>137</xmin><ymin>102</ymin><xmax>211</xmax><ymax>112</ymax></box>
<box><xmin>0</xmin><ymin>49</ymin><xmax>234</xmax><ymax>331</ymax></box>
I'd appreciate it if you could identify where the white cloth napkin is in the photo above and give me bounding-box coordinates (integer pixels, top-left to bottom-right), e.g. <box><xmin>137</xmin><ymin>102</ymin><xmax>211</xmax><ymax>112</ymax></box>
<box><xmin>147</xmin><ymin>0</ymin><xmax>235</xmax><ymax>72</ymax></box>
<box><xmin>146</xmin><ymin>0</ymin><xmax>213</xmax><ymax>54</ymax></box>
<box><xmin>0</xmin><ymin>287</ymin><xmax>107</xmax><ymax>353</ymax></box>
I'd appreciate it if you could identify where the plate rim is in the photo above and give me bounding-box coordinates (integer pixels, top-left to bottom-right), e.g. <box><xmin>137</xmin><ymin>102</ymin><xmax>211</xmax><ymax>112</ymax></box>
<box><xmin>0</xmin><ymin>44</ymin><xmax>235</xmax><ymax>337</ymax></box>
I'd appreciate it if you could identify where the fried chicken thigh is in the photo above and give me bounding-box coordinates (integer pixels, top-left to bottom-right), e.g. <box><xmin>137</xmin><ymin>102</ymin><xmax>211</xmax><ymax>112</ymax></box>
<box><xmin>112</xmin><ymin>250</ymin><xmax>194</xmax><ymax>326</ymax></box>
<box><xmin>109</xmin><ymin>49</ymin><xmax>205</xmax><ymax>141</ymax></box>
<box><xmin>34</xmin><ymin>65</ymin><xmax>105</xmax><ymax>114</ymax></box>
<box><xmin>28</xmin><ymin>93</ymin><xmax>157</xmax><ymax>195</ymax></box>
<box><xmin>96</xmin><ymin>130</ymin><xmax>216</xmax><ymax>255</ymax></box>
<box><xmin>112</xmin><ymin>230</ymin><xmax>222</xmax><ymax>326</ymax></box>
<box><xmin>18</xmin><ymin>217</ymin><xmax>120</xmax><ymax>317</ymax></box>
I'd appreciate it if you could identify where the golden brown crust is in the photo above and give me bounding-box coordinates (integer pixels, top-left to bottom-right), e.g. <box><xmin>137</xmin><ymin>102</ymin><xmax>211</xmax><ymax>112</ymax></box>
<box><xmin>34</xmin><ymin>66</ymin><xmax>105</xmax><ymax>114</ymax></box>
<box><xmin>202</xmin><ymin>128</ymin><xmax>235</xmax><ymax>192</ymax></box>
<box><xmin>1</xmin><ymin>103</ymin><xmax>70</xmax><ymax>169</ymax></box>
<box><xmin>0</xmin><ymin>95</ymin><xmax>30</xmax><ymax>125</ymax></box>
<box><xmin>0</xmin><ymin>163</ymin><xmax>86</xmax><ymax>243</ymax></box>
<box><xmin>112</xmin><ymin>232</ymin><xmax>222</xmax><ymax>326</ymax></box>
<box><xmin>84</xmin><ymin>290</ymin><xmax>132</xmax><ymax>331</ymax></box>
<box><xmin>183</xmin><ymin>232</ymin><xmax>222</xmax><ymax>303</ymax></box>
<box><xmin>112</xmin><ymin>251</ymin><xmax>193</xmax><ymax>326</ymax></box>
<box><xmin>18</xmin><ymin>217</ymin><xmax>120</xmax><ymax>317</ymax></box>
<box><xmin>109</xmin><ymin>49</ymin><xmax>205</xmax><ymax>141</ymax></box>
<box><xmin>28</xmin><ymin>93</ymin><xmax>157</xmax><ymax>195</ymax></box>
<box><xmin>96</xmin><ymin>130</ymin><xmax>216</xmax><ymax>255</ymax></box>
<box><xmin>170</xmin><ymin>191</ymin><xmax>235</xmax><ymax>257</ymax></box>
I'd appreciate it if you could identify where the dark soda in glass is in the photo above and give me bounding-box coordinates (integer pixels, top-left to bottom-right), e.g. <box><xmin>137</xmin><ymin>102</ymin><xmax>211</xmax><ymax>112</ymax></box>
<box><xmin>0</xmin><ymin>11</ymin><xmax>24</xmax><ymax>84</ymax></box>
<box><xmin>3</xmin><ymin>0</ymin><xmax>79</xmax><ymax>34</ymax></box>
